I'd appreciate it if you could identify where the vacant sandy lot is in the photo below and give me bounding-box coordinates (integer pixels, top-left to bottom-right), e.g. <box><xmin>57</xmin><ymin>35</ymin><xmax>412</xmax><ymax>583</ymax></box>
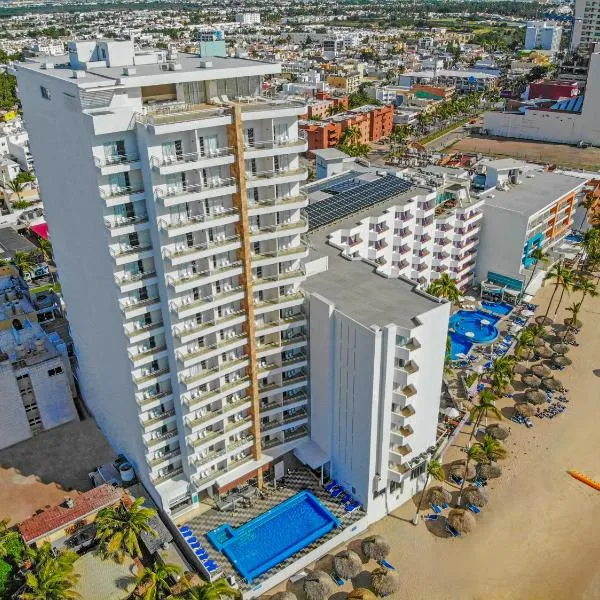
<box><xmin>448</xmin><ymin>135</ymin><xmax>600</xmax><ymax>171</ymax></box>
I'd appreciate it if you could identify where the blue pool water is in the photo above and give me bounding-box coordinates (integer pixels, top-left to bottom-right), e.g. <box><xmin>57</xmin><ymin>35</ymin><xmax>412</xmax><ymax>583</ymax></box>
<box><xmin>207</xmin><ymin>491</ymin><xmax>339</xmax><ymax>583</ymax></box>
<box><xmin>565</xmin><ymin>232</ymin><xmax>583</xmax><ymax>244</ymax></box>
<box><xmin>449</xmin><ymin>333</ymin><xmax>473</xmax><ymax>360</ymax></box>
<box><xmin>480</xmin><ymin>300</ymin><xmax>513</xmax><ymax>317</ymax></box>
<box><xmin>449</xmin><ymin>310</ymin><xmax>500</xmax><ymax>355</ymax></box>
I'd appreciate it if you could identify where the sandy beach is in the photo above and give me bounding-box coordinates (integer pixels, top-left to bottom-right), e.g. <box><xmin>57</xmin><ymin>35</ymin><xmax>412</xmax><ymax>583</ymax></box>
<box><xmin>270</xmin><ymin>281</ymin><xmax>600</xmax><ymax>600</ymax></box>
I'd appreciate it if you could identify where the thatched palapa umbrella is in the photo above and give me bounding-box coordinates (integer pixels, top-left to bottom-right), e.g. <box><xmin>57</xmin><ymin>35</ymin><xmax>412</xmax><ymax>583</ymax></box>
<box><xmin>371</xmin><ymin>567</ymin><xmax>400</xmax><ymax>597</ymax></box>
<box><xmin>463</xmin><ymin>486</ymin><xmax>489</xmax><ymax>507</ymax></box>
<box><xmin>427</xmin><ymin>486</ymin><xmax>451</xmax><ymax>506</ymax></box>
<box><xmin>271</xmin><ymin>592</ymin><xmax>297</xmax><ymax>600</ymax></box>
<box><xmin>522</xmin><ymin>374</ymin><xmax>541</xmax><ymax>388</ymax></box>
<box><xmin>525</xmin><ymin>389</ymin><xmax>547</xmax><ymax>405</ymax></box>
<box><xmin>520</xmin><ymin>348</ymin><xmax>536</xmax><ymax>361</ymax></box>
<box><xmin>553</xmin><ymin>355</ymin><xmax>572</xmax><ymax>367</ymax></box>
<box><xmin>531</xmin><ymin>364</ymin><xmax>551</xmax><ymax>378</ymax></box>
<box><xmin>449</xmin><ymin>460</ymin><xmax>476</xmax><ymax>481</ymax></box>
<box><xmin>564</xmin><ymin>317</ymin><xmax>582</xmax><ymax>328</ymax></box>
<box><xmin>534</xmin><ymin>338</ymin><xmax>548</xmax><ymax>348</ymax></box>
<box><xmin>542</xmin><ymin>377</ymin><xmax>562</xmax><ymax>391</ymax></box>
<box><xmin>303</xmin><ymin>571</ymin><xmax>335</xmax><ymax>600</ymax></box>
<box><xmin>563</xmin><ymin>331</ymin><xmax>577</xmax><ymax>344</ymax></box>
<box><xmin>515</xmin><ymin>402</ymin><xmax>535</xmax><ymax>417</ymax></box>
<box><xmin>347</xmin><ymin>589</ymin><xmax>377</xmax><ymax>600</ymax></box>
<box><xmin>361</xmin><ymin>535</ymin><xmax>390</xmax><ymax>561</ymax></box>
<box><xmin>500</xmin><ymin>383</ymin><xmax>515</xmax><ymax>396</ymax></box>
<box><xmin>447</xmin><ymin>508</ymin><xmax>477</xmax><ymax>534</ymax></box>
<box><xmin>514</xmin><ymin>363</ymin><xmax>529</xmax><ymax>375</ymax></box>
<box><xmin>333</xmin><ymin>550</ymin><xmax>362</xmax><ymax>580</ymax></box>
<box><xmin>486</xmin><ymin>423</ymin><xmax>510</xmax><ymax>440</ymax></box>
<box><xmin>551</xmin><ymin>343</ymin><xmax>570</xmax><ymax>355</ymax></box>
<box><xmin>536</xmin><ymin>315</ymin><xmax>553</xmax><ymax>325</ymax></box>
<box><xmin>477</xmin><ymin>462</ymin><xmax>502</xmax><ymax>479</ymax></box>
<box><xmin>536</xmin><ymin>346</ymin><xmax>553</xmax><ymax>359</ymax></box>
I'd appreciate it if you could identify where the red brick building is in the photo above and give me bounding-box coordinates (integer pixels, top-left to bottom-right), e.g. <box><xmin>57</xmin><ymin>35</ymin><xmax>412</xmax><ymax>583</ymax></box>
<box><xmin>527</xmin><ymin>80</ymin><xmax>579</xmax><ymax>101</ymax></box>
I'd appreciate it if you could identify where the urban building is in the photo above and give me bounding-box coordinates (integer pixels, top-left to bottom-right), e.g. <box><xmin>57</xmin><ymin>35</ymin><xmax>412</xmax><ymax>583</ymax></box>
<box><xmin>483</xmin><ymin>49</ymin><xmax>600</xmax><ymax>146</ymax></box>
<box><xmin>474</xmin><ymin>159</ymin><xmax>588</xmax><ymax>296</ymax></box>
<box><xmin>322</xmin><ymin>38</ymin><xmax>345</xmax><ymax>60</ymax></box>
<box><xmin>326</xmin><ymin>72</ymin><xmax>361</xmax><ymax>94</ymax></box>
<box><xmin>304</xmin><ymin>170</ymin><xmax>484</xmax><ymax>290</ymax></box>
<box><xmin>0</xmin><ymin>266</ymin><xmax>77</xmax><ymax>450</ymax></box>
<box><xmin>16</xmin><ymin>39</ymin><xmax>311</xmax><ymax>514</ymax></box>
<box><xmin>302</xmin><ymin>176</ymin><xmax>451</xmax><ymax>521</ymax></box>
<box><xmin>399</xmin><ymin>69</ymin><xmax>498</xmax><ymax>92</ymax></box>
<box><xmin>235</xmin><ymin>13</ymin><xmax>261</xmax><ymax>25</ymax></box>
<box><xmin>570</xmin><ymin>0</ymin><xmax>600</xmax><ymax>52</ymax></box>
<box><xmin>525</xmin><ymin>21</ymin><xmax>563</xmax><ymax>53</ymax></box>
<box><xmin>525</xmin><ymin>80</ymin><xmax>579</xmax><ymax>101</ymax></box>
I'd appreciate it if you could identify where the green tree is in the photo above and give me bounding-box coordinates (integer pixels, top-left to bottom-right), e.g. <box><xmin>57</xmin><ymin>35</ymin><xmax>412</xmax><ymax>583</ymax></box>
<box><xmin>468</xmin><ymin>388</ymin><xmax>502</xmax><ymax>443</ymax></box>
<box><xmin>552</xmin><ymin>268</ymin><xmax>574</xmax><ymax>320</ymax></box>
<box><xmin>175</xmin><ymin>579</ymin><xmax>242</xmax><ymax>600</ymax></box>
<box><xmin>578</xmin><ymin>194</ymin><xmax>596</xmax><ymax>230</ymax></box>
<box><xmin>14</xmin><ymin>250</ymin><xmax>37</xmax><ymax>276</ymax></box>
<box><xmin>543</xmin><ymin>262</ymin><xmax>569</xmax><ymax>321</ymax></box>
<box><xmin>426</xmin><ymin>273</ymin><xmax>462</xmax><ymax>303</ymax></box>
<box><xmin>521</xmin><ymin>248</ymin><xmax>548</xmax><ymax>298</ymax></box>
<box><xmin>487</xmin><ymin>356</ymin><xmax>516</xmax><ymax>395</ymax></box>
<box><xmin>37</xmin><ymin>238</ymin><xmax>53</xmax><ymax>264</ymax></box>
<box><xmin>15</xmin><ymin>171</ymin><xmax>36</xmax><ymax>185</ymax></box>
<box><xmin>22</xmin><ymin>543</ymin><xmax>80</xmax><ymax>600</ymax></box>
<box><xmin>573</xmin><ymin>276</ymin><xmax>598</xmax><ymax>306</ymax></box>
<box><xmin>474</xmin><ymin>434</ymin><xmax>508</xmax><ymax>463</ymax></box>
<box><xmin>95</xmin><ymin>497</ymin><xmax>157</xmax><ymax>563</ymax></box>
<box><xmin>515</xmin><ymin>328</ymin><xmax>535</xmax><ymax>359</ymax></box>
<box><xmin>0</xmin><ymin>519</ymin><xmax>22</xmax><ymax>561</ymax></box>
<box><xmin>134</xmin><ymin>562</ymin><xmax>182</xmax><ymax>600</ymax></box>
<box><xmin>1</xmin><ymin>178</ymin><xmax>25</xmax><ymax>203</ymax></box>
<box><xmin>0</xmin><ymin>72</ymin><xmax>18</xmax><ymax>111</ymax></box>
<box><xmin>412</xmin><ymin>460</ymin><xmax>445</xmax><ymax>524</ymax></box>
<box><xmin>456</xmin><ymin>444</ymin><xmax>485</xmax><ymax>507</ymax></box>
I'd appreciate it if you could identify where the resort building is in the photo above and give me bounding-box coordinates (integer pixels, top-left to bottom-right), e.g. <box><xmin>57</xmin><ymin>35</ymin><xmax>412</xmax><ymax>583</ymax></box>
<box><xmin>524</xmin><ymin>21</ymin><xmax>563</xmax><ymax>53</ymax></box>
<box><xmin>571</xmin><ymin>0</ymin><xmax>600</xmax><ymax>52</ymax></box>
<box><xmin>0</xmin><ymin>266</ymin><xmax>77</xmax><ymax>450</ymax></box>
<box><xmin>303</xmin><ymin>201</ymin><xmax>451</xmax><ymax>522</ymax></box>
<box><xmin>398</xmin><ymin>69</ymin><xmax>499</xmax><ymax>93</ymax></box>
<box><xmin>304</xmin><ymin>168</ymin><xmax>484</xmax><ymax>290</ymax></box>
<box><xmin>16</xmin><ymin>39</ymin><xmax>310</xmax><ymax>514</ymax></box>
<box><xmin>474</xmin><ymin>159</ymin><xmax>589</xmax><ymax>297</ymax></box>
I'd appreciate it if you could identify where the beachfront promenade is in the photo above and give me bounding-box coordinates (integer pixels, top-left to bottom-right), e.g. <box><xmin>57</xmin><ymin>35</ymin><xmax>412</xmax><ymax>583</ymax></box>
<box><xmin>269</xmin><ymin>282</ymin><xmax>600</xmax><ymax>600</ymax></box>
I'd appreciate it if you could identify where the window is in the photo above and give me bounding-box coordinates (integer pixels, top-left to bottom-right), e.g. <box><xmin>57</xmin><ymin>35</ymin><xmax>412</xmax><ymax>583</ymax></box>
<box><xmin>410</xmin><ymin>462</ymin><xmax>427</xmax><ymax>480</ymax></box>
<box><xmin>47</xmin><ymin>366</ymin><xmax>63</xmax><ymax>377</ymax></box>
<box><xmin>40</xmin><ymin>86</ymin><xmax>51</xmax><ymax>100</ymax></box>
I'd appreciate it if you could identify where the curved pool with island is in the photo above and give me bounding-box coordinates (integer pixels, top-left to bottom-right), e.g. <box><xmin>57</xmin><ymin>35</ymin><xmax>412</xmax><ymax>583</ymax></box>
<box><xmin>449</xmin><ymin>310</ymin><xmax>501</xmax><ymax>360</ymax></box>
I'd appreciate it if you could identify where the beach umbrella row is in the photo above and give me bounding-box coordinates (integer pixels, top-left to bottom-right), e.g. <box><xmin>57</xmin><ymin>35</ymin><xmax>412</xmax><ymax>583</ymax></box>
<box><xmin>535</xmin><ymin>346</ymin><xmax>553</xmax><ymax>359</ymax></box>
<box><xmin>449</xmin><ymin>460</ymin><xmax>476</xmax><ymax>481</ymax></box>
<box><xmin>514</xmin><ymin>363</ymin><xmax>529</xmax><ymax>375</ymax></box>
<box><xmin>531</xmin><ymin>364</ymin><xmax>551</xmax><ymax>378</ymax></box>
<box><xmin>525</xmin><ymin>389</ymin><xmax>547</xmax><ymax>405</ymax></box>
<box><xmin>427</xmin><ymin>486</ymin><xmax>452</xmax><ymax>506</ymax></box>
<box><xmin>553</xmin><ymin>355</ymin><xmax>572</xmax><ymax>367</ymax></box>
<box><xmin>486</xmin><ymin>423</ymin><xmax>510</xmax><ymax>440</ymax></box>
<box><xmin>463</xmin><ymin>486</ymin><xmax>489</xmax><ymax>507</ymax></box>
<box><xmin>477</xmin><ymin>462</ymin><xmax>502</xmax><ymax>480</ymax></box>
<box><xmin>361</xmin><ymin>535</ymin><xmax>390</xmax><ymax>561</ymax></box>
<box><xmin>541</xmin><ymin>377</ymin><xmax>562</xmax><ymax>391</ymax></box>
<box><xmin>334</xmin><ymin>550</ymin><xmax>362</xmax><ymax>580</ymax></box>
<box><xmin>304</xmin><ymin>571</ymin><xmax>335</xmax><ymax>600</ymax></box>
<box><xmin>522</xmin><ymin>374</ymin><xmax>541</xmax><ymax>388</ymax></box>
<box><xmin>551</xmin><ymin>343</ymin><xmax>570</xmax><ymax>355</ymax></box>
<box><xmin>515</xmin><ymin>402</ymin><xmax>535</xmax><ymax>417</ymax></box>
<box><xmin>371</xmin><ymin>567</ymin><xmax>401</xmax><ymax>596</ymax></box>
<box><xmin>448</xmin><ymin>508</ymin><xmax>477</xmax><ymax>534</ymax></box>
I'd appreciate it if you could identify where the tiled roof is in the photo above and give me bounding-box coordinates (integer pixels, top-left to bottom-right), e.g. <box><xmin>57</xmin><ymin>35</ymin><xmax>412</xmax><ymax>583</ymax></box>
<box><xmin>18</xmin><ymin>485</ymin><xmax>123</xmax><ymax>543</ymax></box>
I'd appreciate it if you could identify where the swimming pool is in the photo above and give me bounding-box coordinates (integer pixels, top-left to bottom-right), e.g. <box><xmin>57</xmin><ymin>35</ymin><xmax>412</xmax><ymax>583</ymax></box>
<box><xmin>480</xmin><ymin>300</ymin><xmax>513</xmax><ymax>317</ymax></box>
<box><xmin>207</xmin><ymin>491</ymin><xmax>340</xmax><ymax>583</ymax></box>
<box><xmin>449</xmin><ymin>333</ymin><xmax>473</xmax><ymax>360</ymax></box>
<box><xmin>449</xmin><ymin>310</ymin><xmax>500</xmax><ymax>345</ymax></box>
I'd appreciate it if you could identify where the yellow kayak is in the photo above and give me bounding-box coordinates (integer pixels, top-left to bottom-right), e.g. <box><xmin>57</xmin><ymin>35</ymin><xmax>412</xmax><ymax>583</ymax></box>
<box><xmin>569</xmin><ymin>470</ymin><xmax>600</xmax><ymax>491</ymax></box>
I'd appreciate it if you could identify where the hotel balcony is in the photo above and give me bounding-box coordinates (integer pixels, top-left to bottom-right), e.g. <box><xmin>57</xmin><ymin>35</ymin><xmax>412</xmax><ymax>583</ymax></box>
<box><xmin>251</xmin><ymin>242</ymin><xmax>309</xmax><ymax>267</ymax></box>
<box><xmin>260</xmin><ymin>392</ymin><xmax>309</xmax><ymax>418</ymax></box>
<box><xmin>395</xmin><ymin>211</ymin><xmax>413</xmax><ymax>221</ymax></box>
<box><xmin>399</xmin><ymin>384</ymin><xmax>417</xmax><ymax>399</ymax></box>
<box><xmin>184</xmin><ymin>376</ymin><xmax>250</xmax><ymax>412</ymax></box>
<box><xmin>148</xmin><ymin>447</ymin><xmax>181</xmax><ymax>469</ymax></box>
<box><xmin>238</xmin><ymin>97</ymin><xmax>307</xmax><ymax>120</ymax></box>
<box><xmin>145</xmin><ymin>428</ymin><xmax>179</xmax><ymax>448</ymax></box>
<box><xmin>171</xmin><ymin>286</ymin><xmax>245</xmax><ymax>319</ymax></box>
<box><xmin>99</xmin><ymin>185</ymin><xmax>145</xmax><ymax>208</ymax></box>
<box><xmin>156</xmin><ymin>179</ymin><xmax>238</xmax><ymax>209</ymax></box>
<box><xmin>388</xmin><ymin>463</ymin><xmax>409</xmax><ymax>480</ymax></box>
<box><xmin>174</xmin><ymin>310</ymin><xmax>246</xmax><ymax>344</ymax></box>
<box><xmin>256</xmin><ymin>334</ymin><xmax>308</xmax><ymax>358</ymax></box>
<box><xmin>249</xmin><ymin>216</ymin><xmax>308</xmax><ymax>242</ymax></box>
<box><xmin>104</xmin><ymin>212</ymin><xmax>149</xmax><ymax>237</ymax></box>
<box><xmin>133</xmin><ymin>367</ymin><xmax>171</xmax><ymax>390</ymax></box>
<box><xmin>179</xmin><ymin>356</ymin><xmax>250</xmax><ymax>391</ymax></box>
<box><xmin>159</xmin><ymin>208</ymin><xmax>239</xmax><ymax>237</ymax></box>
<box><xmin>253</xmin><ymin>268</ymin><xmax>306</xmax><ymax>292</ymax></box>
<box><xmin>254</xmin><ymin>290</ymin><xmax>305</xmax><ymax>314</ymax></box>
<box><xmin>167</xmin><ymin>261</ymin><xmax>243</xmax><ymax>294</ymax></box>
<box><xmin>140</xmin><ymin>408</ymin><xmax>177</xmax><ymax>432</ymax></box>
<box><xmin>137</xmin><ymin>104</ymin><xmax>233</xmax><ymax>134</ymax></box>
<box><xmin>187</xmin><ymin>397</ymin><xmax>251</xmax><ymax>431</ymax></box>
<box><xmin>120</xmin><ymin>295</ymin><xmax>162</xmax><ymax>319</ymax></box>
<box><xmin>400</xmin><ymin>360</ymin><xmax>419</xmax><ymax>375</ymax></box>
<box><xmin>245</xmin><ymin>167</ymin><xmax>308</xmax><ymax>189</ymax></box>
<box><xmin>128</xmin><ymin>344</ymin><xmax>168</xmax><ymax>367</ymax></box>
<box><xmin>151</xmin><ymin>148</ymin><xmax>235</xmax><ymax>175</ymax></box>
<box><xmin>124</xmin><ymin>320</ymin><xmax>165</xmax><ymax>343</ymax></box>
<box><xmin>151</xmin><ymin>465</ymin><xmax>184</xmax><ymax>486</ymax></box>
<box><xmin>244</xmin><ymin>138</ymin><xmax>308</xmax><ymax>159</ymax></box>
<box><xmin>261</xmin><ymin>409</ymin><xmax>309</xmax><ymax>434</ymax></box>
<box><xmin>94</xmin><ymin>153</ymin><xmax>142</xmax><ymax>176</ymax></box>
<box><xmin>163</xmin><ymin>235</ymin><xmax>241</xmax><ymax>266</ymax></box>
<box><xmin>110</xmin><ymin>243</ymin><xmax>154</xmax><ymax>266</ymax></box>
<box><xmin>256</xmin><ymin>313</ymin><xmax>307</xmax><ymax>336</ymax></box>
<box><xmin>261</xmin><ymin>425</ymin><xmax>309</xmax><ymax>451</ymax></box>
<box><xmin>115</xmin><ymin>270</ymin><xmax>158</xmax><ymax>293</ymax></box>
<box><xmin>248</xmin><ymin>192</ymin><xmax>309</xmax><ymax>216</ymax></box>
<box><xmin>137</xmin><ymin>390</ymin><xmax>174</xmax><ymax>410</ymax></box>
<box><xmin>394</xmin><ymin>227</ymin><xmax>411</xmax><ymax>239</ymax></box>
<box><xmin>176</xmin><ymin>334</ymin><xmax>248</xmax><ymax>368</ymax></box>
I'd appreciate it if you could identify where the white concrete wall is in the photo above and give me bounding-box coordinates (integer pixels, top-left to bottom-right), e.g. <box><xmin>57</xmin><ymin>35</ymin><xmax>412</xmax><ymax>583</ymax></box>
<box><xmin>0</xmin><ymin>360</ymin><xmax>33</xmax><ymax>448</ymax></box>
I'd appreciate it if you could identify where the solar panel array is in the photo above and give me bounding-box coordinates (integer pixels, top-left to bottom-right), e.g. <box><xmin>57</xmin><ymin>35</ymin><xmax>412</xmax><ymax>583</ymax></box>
<box><xmin>325</xmin><ymin>179</ymin><xmax>362</xmax><ymax>194</ymax></box>
<box><xmin>306</xmin><ymin>175</ymin><xmax>414</xmax><ymax>231</ymax></box>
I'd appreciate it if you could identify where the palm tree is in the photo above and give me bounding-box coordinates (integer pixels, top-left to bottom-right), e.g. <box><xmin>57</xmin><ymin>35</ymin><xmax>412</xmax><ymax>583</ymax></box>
<box><xmin>515</xmin><ymin>328</ymin><xmax>535</xmax><ymax>359</ymax></box>
<box><xmin>37</xmin><ymin>238</ymin><xmax>53</xmax><ymax>263</ymax></box>
<box><xmin>426</xmin><ymin>273</ymin><xmax>462</xmax><ymax>303</ymax></box>
<box><xmin>474</xmin><ymin>434</ymin><xmax>508</xmax><ymax>463</ymax></box>
<box><xmin>134</xmin><ymin>562</ymin><xmax>182</xmax><ymax>600</ymax></box>
<box><xmin>22</xmin><ymin>544</ymin><xmax>80</xmax><ymax>600</ymax></box>
<box><xmin>175</xmin><ymin>579</ymin><xmax>242</xmax><ymax>600</ymax></box>
<box><xmin>521</xmin><ymin>248</ymin><xmax>548</xmax><ymax>298</ymax></box>
<box><xmin>456</xmin><ymin>444</ymin><xmax>485</xmax><ymax>507</ymax></box>
<box><xmin>0</xmin><ymin>179</ymin><xmax>25</xmax><ymax>203</ymax></box>
<box><xmin>468</xmin><ymin>389</ymin><xmax>502</xmax><ymax>443</ymax></box>
<box><xmin>412</xmin><ymin>459</ymin><xmax>445</xmax><ymax>525</ymax></box>
<box><xmin>543</xmin><ymin>262</ymin><xmax>569</xmax><ymax>320</ymax></box>
<box><xmin>95</xmin><ymin>497</ymin><xmax>157</xmax><ymax>563</ymax></box>
<box><xmin>563</xmin><ymin>301</ymin><xmax>582</xmax><ymax>336</ymax></box>
<box><xmin>573</xmin><ymin>276</ymin><xmax>598</xmax><ymax>306</ymax></box>
<box><xmin>14</xmin><ymin>250</ymin><xmax>37</xmax><ymax>276</ymax></box>
<box><xmin>578</xmin><ymin>194</ymin><xmax>597</xmax><ymax>230</ymax></box>
<box><xmin>552</xmin><ymin>268</ymin><xmax>574</xmax><ymax>320</ymax></box>
<box><xmin>0</xmin><ymin>519</ymin><xmax>21</xmax><ymax>560</ymax></box>
<box><xmin>443</xmin><ymin>334</ymin><xmax>453</xmax><ymax>378</ymax></box>
<box><xmin>488</xmin><ymin>356</ymin><xmax>515</xmax><ymax>395</ymax></box>
<box><xmin>339</xmin><ymin>125</ymin><xmax>361</xmax><ymax>147</ymax></box>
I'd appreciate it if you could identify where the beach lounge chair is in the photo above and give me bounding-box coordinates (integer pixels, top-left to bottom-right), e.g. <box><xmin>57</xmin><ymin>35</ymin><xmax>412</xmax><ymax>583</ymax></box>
<box><xmin>186</xmin><ymin>536</ymin><xmax>198</xmax><ymax>545</ymax></box>
<box><xmin>451</xmin><ymin>473</ymin><xmax>463</xmax><ymax>485</ymax></box>
<box><xmin>424</xmin><ymin>514</ymin><xmax>439</xmax><ymax>521</ymax></box>
<box><xmin>345</xmin><ymin>500</ymin><xmax>361</xmax><ymax>513</ymax></box>
<box><xmin>324</xmin><ymin>480</ymin><xmax>338</xmax><ymax>492</ymax></box>
<box><xmin>339</xmin><ymin>493</ymin><xmax>352</xmax><ymax>504</ymax></box>
<box><xmin>330</xmin><ymin>487</ymin><xmax>344</xmax><ymax>499</ymax></box>
<box><xmin>179</xmin><ymin>525</ymin><xmax>191</xmax><ymax>533</ymax></box>
<box><xmin>205</xmin><ymin>563</ymin><xmax>218</xmax><ymax>573</ymax></box>
<box><xmin>446</xmin><ymin>523</ymin><xmax>460</xmax><ymax>537</ymax></box>
<box><xmin>190</xmin><ymin>541</ymin><xmax>201</xmax><ymax>550</ymax></box>
<box><xmin>378</xmin><ymin>559</ymin><xmax>396</xmax><ymax>570</ymax></box>
<box><xmin>431</xmin><ymin>503</ymin><xmax>442</xmax><ymax>514</ymax></box>
<box><xmin>466</xmin><ymin>503</ymin><xmax>481</xmax><ymax>514</ymax></box>
<box><xmin>441</xmin><ymin>502</ymin><xmax>449</xmax><ymax>509</ymax></box>
<box><xmin>331</xmin><ymin>572</ymin><xmax>345</xmax><ymax>586</ymax></box>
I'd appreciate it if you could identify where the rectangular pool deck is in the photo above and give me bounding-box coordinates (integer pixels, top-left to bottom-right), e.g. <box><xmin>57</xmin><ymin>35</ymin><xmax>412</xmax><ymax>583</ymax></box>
<box><xmin>176</xmin><ymin>468</ymin><xmax>366</xmax><ymax>596</ymax></box>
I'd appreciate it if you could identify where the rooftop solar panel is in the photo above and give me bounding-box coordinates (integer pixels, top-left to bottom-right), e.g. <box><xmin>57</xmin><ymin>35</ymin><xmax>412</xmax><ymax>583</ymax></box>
<box><xmin>306</xmin><ymin>175</ymin><xmax>414</xmax><ymax>231</ymax></box>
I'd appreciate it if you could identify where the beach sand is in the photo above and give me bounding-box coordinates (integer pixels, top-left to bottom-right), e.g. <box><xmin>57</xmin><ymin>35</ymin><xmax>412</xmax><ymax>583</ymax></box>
<box><xmin>269</xmin><ymin>282</ymin><xmax>600</xmax><ymax>600</ymax></box>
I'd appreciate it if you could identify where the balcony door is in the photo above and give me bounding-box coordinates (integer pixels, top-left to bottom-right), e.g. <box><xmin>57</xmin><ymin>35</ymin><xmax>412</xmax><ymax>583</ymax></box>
<box><xmin>104</xmin><ymin>140</ymin><xmax>126</xmax><ymax>163</ymax></box>
<box><xmin>109</xmin><ymin>172</ymin><xmax>130</xmax><ymax>194</ymax></box>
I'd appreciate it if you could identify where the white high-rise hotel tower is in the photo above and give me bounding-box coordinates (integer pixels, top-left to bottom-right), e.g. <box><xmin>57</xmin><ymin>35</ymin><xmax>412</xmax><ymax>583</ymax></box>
<box><xmin>16</xmin><ymin>40</ymin><xmax>310</xmax><ymax>512</ymax></box>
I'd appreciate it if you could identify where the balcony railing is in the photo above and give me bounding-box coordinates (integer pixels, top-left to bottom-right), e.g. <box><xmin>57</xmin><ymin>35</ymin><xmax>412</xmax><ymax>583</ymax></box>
<box><xmin>142</xmin><ymin>408</ymin><xmax>176</xmax><ymax>428</ymax></box>
<box><xmin>152</xmin><ymin>465</ymin><xmax>184</xmax><ymax>484</ymax></box>
<box><xmin>148</xmin><ymin>447</ymin><xmax>181</xmax><ymax>467</ymax></box>
<box><xmin>246</xmin><ymin>167</ymin><xmax>308</xmax><ymax>182</ymax></box>
<box><xmin>160</xmin><ymin>208</ymin><xmax>238</xmax><ymax>231</ymax></box>
<box><xmin>95</xmin><ymin>153</ymin><xmax>140</xmax><ymax>168</ymax></box>
<box><xmin>104</xmin><ymin>213</ymin><xmax>148</xmax><ymax>230</ymax></box>
<box><xmin>137</xmin><ymin>104</ymin><xmax>232</xmax><ymax>127</ymax></box>
<box><xmin>245</xmin><ymin>138</ymin><xmax>306</xmax><ymax>151</ymax></box>
<box><xmin>111</xmin><ymin>243</ymin><xmax>153</xmax><ymax>258</ymax></box>
<box><xmin>100</xmin><ymin>185</ymin><xmax>144</xmax><ymax>200</ymax></box>
<box><xmin>151</xmin><ymin>147</ymin><xmax>234</xmax><ymax>168</ymax></box>
<box><xmin>146</xmin><ymin>429</ymin><xmax>178</xmax><ymax>447</ymax></box>
<box><xmin>115</xmin><ymin>270</ymin><xmax>156</xmax><ymax>286</ymax></box>
<box><xmin>156</xmin><ymin>179</ymin><xmax>237</xmax><ymax>201</ymax></box>
<box><xmin>168</xmin><ymin>261</ymin><xmax>242</xmax><ymax>289</ymax></box>
<box><xmin>164</xmin><ymin>235</ymin><xmax>240</xmax><ymax>259</ymax></box>
<box><xmin>125</xmin><ymin>320</ymin><xmax>164</xmax><ymax>338</ymax></box>
<box><xmin>134</xmin><ymin>367</ymin><xmax>170</xmax><ymax>385</ymax></box>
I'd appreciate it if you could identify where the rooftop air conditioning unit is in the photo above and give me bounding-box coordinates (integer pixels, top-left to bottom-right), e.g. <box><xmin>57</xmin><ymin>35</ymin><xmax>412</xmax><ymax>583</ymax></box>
<box><xmin>71</xmin><ymin>70</ymin><xmax>86</xmax><ymax>79</ymax></box>
<box><xmin>123</xmin><ymin>66</ymin><xmax>137</xmax><ymax>76</ymax></box>
<box><xmin>40</xmin><ymin>62</ymin><xmax>54</xmax><ymax>70</ymax></box>
<box><xmin>199</xmin><ymin>59</ymin><xmax>213</xmax><ymax>69</ymax></box>
<box><xmin>168</xmin><ymin>62</ymin><xmax>182</xmax><ymax>71</ymax></box>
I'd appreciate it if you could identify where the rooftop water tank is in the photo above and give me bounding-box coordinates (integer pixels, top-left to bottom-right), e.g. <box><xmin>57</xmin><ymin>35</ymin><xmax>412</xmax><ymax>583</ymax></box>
<box><xmin>119</xmin><ymin>462</ymin><xmax>135</xmax><ymax>483</ymax></box>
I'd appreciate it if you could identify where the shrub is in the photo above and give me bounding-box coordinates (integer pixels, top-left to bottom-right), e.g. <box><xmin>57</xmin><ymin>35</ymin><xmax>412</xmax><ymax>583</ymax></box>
<box><xmin>11</xmin><ymin>200</ymin><xmax>31</xmax><ymax>210</ymax></box>
<box><xmin>465</xmin><ymin>372</ymin><xmax>478</xmax><ymax>387</ymax></box>
<box><xmin>0</xmin><ymin>559</ymin><xmax>13</xmax><ymax>596</ymax></box>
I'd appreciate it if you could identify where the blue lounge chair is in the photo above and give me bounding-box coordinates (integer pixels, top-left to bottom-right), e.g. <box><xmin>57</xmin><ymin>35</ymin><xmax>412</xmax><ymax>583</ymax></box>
<box><xmin>324</xmin><ymin>480</ymin><xmax>338</xmax><ymax>492</ymax></box>
<box><xmin>431</xmin><ymin>503</ymin><xmax>441</xmax><ymax>514</ymax></box>
<box><xmin>466</xmin><ymin>503</ymin><xmax>481</xmax><ymax>514</ymax></box>
<box><xmin>378</xmin><ymin>559</ymin><xmax>395</xmax><ymax>570</ymax></box>
<box><xmin>446</xmin><ymin>523</ymin><xmax>460</xmax><ymax>537</ymax></box>
<box><xmin>179</xmin><ymin>525</ymin><xmax>191</xmax><ymax>533</ymax></box>
<box><xmin>441</xmin><ymin>502</ymin><xmax>449</xmax><ymax>510</ymax></box>
<box><xmin>424</xmin><ymin>514</ymin><xmax>439</xmax><ymax>521</ymax></box>
<box><xmin>345</xmin><ymin>500</ymin><xmax>360</xmax><ymax>513</ymax></box>
<box><xmin>339</xmin><ymin>493</ymin><xmax>352</xmax><ymax>504</ymax></box>
<box><xmin>186</xmin><ymin>536</ymin><xmax>198</xmax><ymax>545</ymax></box>
<box><xmin>205</xmin><ymin>563</ymin><xmax>218</xmax><ymax>573</ymax></box>
<box><xmin>451</xmin><ymin>473</ymin><xmax>463</xmax><ymax>485</ymax></box>
<box><xmin>190</xmin><ymin>542</ymin><xmax>201</xmax><ymax>550</ymax></box>
<box><xmin>331</xmin><ymin>573</ymin><xmax>344</xmax><ymax>586</ymax></box>
<box><xmin>330</xmin><ymin>487</ymin><xmax>343</xmax><ymax>499</ymax></box>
